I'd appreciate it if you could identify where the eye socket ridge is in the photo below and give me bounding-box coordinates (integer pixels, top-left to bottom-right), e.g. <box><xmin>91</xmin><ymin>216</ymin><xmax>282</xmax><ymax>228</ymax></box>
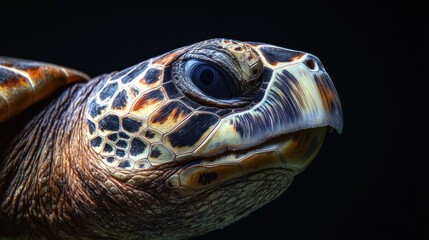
<box><xmin>184</xmin><ymin>59</ymin><xmax>239</xmax><ymax>99</ymax></box>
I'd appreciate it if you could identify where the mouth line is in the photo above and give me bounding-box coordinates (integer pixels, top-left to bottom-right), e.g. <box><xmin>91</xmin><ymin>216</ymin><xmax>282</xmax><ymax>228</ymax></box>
<box><xmin>200</xmin><ymin>133</ymin><xmax>289</xmax><ymax>164</ymax></box>
<box><xmin>188</xmin><ymin>126</ymin><xmax>329</xmax><ymax>168</ymax></box>
<box><xmin>168</xmin><ymin>127</ymin><xmax>327</xmax><ymax>193</ymax></box>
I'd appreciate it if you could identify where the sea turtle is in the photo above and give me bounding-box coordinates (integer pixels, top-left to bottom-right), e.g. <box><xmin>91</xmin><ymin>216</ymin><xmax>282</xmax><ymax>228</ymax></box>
<box><xmin>0</xmin><ymin>39</ymin><xmax>343</xmax><ymax>239</ymax></box>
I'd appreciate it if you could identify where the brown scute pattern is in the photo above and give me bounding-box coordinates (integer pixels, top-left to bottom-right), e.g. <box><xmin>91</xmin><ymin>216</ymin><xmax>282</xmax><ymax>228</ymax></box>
<box><xmin>148</xmin><ymin>144</ymin><xmax>174</xmax><ymax>164</ymax></box>
<box><xmin>87</xmin><ymin>57</ymin><xmax>206</xmax><ymax>169</ymax></box>
<box><xmin>166</xmin><ymin>113</ymin><xmax>219</xmax><ymax>151</ymax></box>
<box><xmin>149</xmin><ymin>101</ymin><xmax>192</xmax><ymax>125</ymax></box>
<box><xmin>86</xmin><ymin>55</ymin><xmax>231</xmax><ymax>169</ymax></box>
<box><xmin>142</xmin><ymin>68</ymin><xmax>162</xmax><ymax>85</ymax></box>
<box><xmin>111</xmin><ymin>90</ymin><xmax>128</xmax><ymax>110</ymax></box>
<box><xmin>132</xmin><ymin>88</ymin><xmax>165</xmax><ymax>112</ymax></box>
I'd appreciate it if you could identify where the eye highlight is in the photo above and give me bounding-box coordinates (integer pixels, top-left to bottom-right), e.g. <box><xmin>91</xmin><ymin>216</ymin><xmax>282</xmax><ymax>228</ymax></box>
<box><xmin>171</xmin><ymin>39</ymin><xmax>264</xmax><ymax>108</ymax></box>
<box><xmin>184</xmin><ymin>60</ymin><xmax>236</xmax><ymax>99</ymax></box>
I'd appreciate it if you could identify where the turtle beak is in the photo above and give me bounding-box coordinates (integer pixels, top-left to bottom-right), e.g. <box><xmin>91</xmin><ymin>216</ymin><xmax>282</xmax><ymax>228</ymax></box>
<box><xmin>251</xmin><ymin>43</ymin><xmax>344</xmax><ymax>134</ymax></box>
<box><xmin>167</xmin><ymin>46</ymin><xmax>343</xmax><ymax>194</ymax></box>
<box><xmin>193</xmin><ymin>46</ymin><xmax>343</xmax><ymax>169</ymax></box>
<box><xmin>275</xmin><ymin>52</ymin><xmax>344</xmax><ymax>134</ymax></box>
<box><xmin>253</xmin><ymin>50</ymin><xmax>343</xmax><ymax>171</ymax></box>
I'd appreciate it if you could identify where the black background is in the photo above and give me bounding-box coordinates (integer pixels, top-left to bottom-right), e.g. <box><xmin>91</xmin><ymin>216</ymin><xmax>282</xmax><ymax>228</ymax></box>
<box><xmin>0</xmin><ymin>1</ymin><xmax>426</xmax><ymax>239</ymax></box>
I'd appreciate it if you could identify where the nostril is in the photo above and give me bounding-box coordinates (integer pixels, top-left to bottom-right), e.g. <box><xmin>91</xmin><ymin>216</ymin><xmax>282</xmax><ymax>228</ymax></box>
<box><xmin>305</xmin><ymin>59</ymin><xmax>318</xmax><ymax>71</ymax></box>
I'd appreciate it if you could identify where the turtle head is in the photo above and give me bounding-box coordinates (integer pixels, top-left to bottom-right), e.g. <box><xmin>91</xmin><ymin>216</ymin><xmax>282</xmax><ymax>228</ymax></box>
<box><xmin>86</xmin><ymin>38</ymin><xmax>342</xmax><ymax>237</ymax></box>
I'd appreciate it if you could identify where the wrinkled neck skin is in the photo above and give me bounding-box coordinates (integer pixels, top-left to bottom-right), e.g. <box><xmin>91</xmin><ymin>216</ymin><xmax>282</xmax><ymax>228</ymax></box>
<box><xmin>0</xmin><ymin>74</ymin><xmax>294</xmax><ymax>240</ymax></box>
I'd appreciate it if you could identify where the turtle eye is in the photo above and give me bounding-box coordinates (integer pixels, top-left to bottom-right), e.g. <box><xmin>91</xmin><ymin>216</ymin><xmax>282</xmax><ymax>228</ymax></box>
<box><xmin>185</xmin><ymin>60</ymin><xmax>237</xmax><ymax>99</ymax></box>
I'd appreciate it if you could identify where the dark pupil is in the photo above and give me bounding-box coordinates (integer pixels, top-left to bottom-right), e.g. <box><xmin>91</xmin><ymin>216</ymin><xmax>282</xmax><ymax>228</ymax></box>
<box><xmin>185</xmin><ymin>59</ymin><xmax>236</xmax><ymax>99</ymax></box>
<box><xmin>200</xmin><ymin>69</ymin><xmax>214</xmax><ymax>85</ymax></box>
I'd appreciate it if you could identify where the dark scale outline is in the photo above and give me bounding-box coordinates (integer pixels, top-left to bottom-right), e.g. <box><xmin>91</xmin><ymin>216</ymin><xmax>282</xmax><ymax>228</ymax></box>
<box><xmin>143</xmin><ymin>68</ymin><xmax>162</xmax><ymax>84</ymax></box>
<box><xmin>252</xmin><ymin>90</ymin><xmax>265</xmax><ymax>104</ymax></box>
<box><xmin>121</xmin><ymin>61</ymin><xmax>149</xmax><ymax>84</ymax></box>
<box><xmin>150</xmin><ymin>101</ymin><xmax>192</xmax><ymax>125</ymax></box>
<box><xmin>119</xmin><ymin>132</ymin><xmax>130</xmax><ymax>139</ymax></box>
<box><xmin>111</xmin><ymin>65</ymin><xmax>136</xmax><ymax>81</ymax></box>
<box><xmin>163</xmin><ymin>82</ymin><xmax>183</xmax><ymax>99</ymax></box>
<box><xmin>87</xmin><ymin>120</ymin><xmax>96</xmax><ymax>135</ymax></box>
<box><xmin>150</xmin><ymin>146</ymin><xmax>162</xmax><ymax>158</ymax></box>
<box><xmin>116</xmin><ymin>140</ymin><xmax>128</xmax><ymax>149</ymax></box>
<box><xmin>131</xmin><ymin>87</ymin><xmax>140</xmax><ymax>96</ymax></box>
<box><xmin>197</xmin><ymin>106</ymin><xmax>220</xmax><ymax>114</ymax></box>
<box><xmin>137</xmin><ymin>162</ymin><xmax>149</xmax><ymax>169</ymax></box>
<box><xmin>88</xmin><ymin>99</ymin><xmax>107</xmax><ymax>118</ymax></box>
<box><xmin>111</xmin><ymin>89</ymin><xmax>128</xmax><ymax>110</ymax></box>
<box><xmin>103</xmin><ymin>143</ymin><xmax>114</xmax><ymax>153</ymax></box>
<box><xmin>99</xmin><ymin>114</ymin><xmax>121</xmax><ymax>131</ymax></box>
<box><xmin>116</xmin><ymin>149</ymin><xmax>126</xmax><ymax>157</ymax></box>
<box><xmin>259</xmin><ymin>46</ymin><xmax>302</xmax><ymax>65</ymax></box>
<box><xmin>262</xmin><ymin>68</ymin><xmax>273</xmax><ymax>83</ymax></box>
<box><xmin>90</xmin><ymin>137</ymin><xmax>103</xmax><ymax>147</ymax></box>
<box><xmin>107</xmin><ymin>133</ymin><xmax>118</xmax><ymax>142</ymax></box>
<box><xmin>178</xmin><ymin>97</ymin><xmax>201</xmax><ymax>109</ymax></box>
<box><xmin>167</xmin><ymin>113</ymin><xmax>219</xmax><ymax>148</ymax></box>
<box><xmin>122</xmin><ymin>117</ymin><xmax>142</xmax><ymax>133</ymax></box>
<box><xmin>216</xmin><ymin>109</ymin><xmax>233</xmax><ymax>116</ymax></box>
<box><xmin>99</xmin><ymin>82</ymin><xmax>118</xmax><ymax>101</ymax></box>
<box><xmin>118</xmin><ymin>160</ymin><xmax>131</xmax><ymax>168</ymax></box>
<box><xmin>130</xmin><ymin>138</ymin><xmax>147</xmax><ymax>156</ymax></box>
<box><xmin>144</xmin><ymin>130</ymin><xmax>155</xmax><ymax>139</ymax></box>
<box><xmin>162</xmin><ymin>66</ymin><xmax>173</xmax><ymax>84</ymax></box>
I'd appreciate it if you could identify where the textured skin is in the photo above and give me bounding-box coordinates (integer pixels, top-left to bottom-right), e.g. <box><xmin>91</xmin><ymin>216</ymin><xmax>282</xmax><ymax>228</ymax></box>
<box><xmin>0</xmin><ymin>39</ymin><xmax>342</xmax><ymax>239</ymax></box>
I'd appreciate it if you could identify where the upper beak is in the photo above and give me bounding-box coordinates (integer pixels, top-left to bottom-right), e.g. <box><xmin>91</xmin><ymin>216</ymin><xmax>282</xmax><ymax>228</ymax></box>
<box><xmin>192</xmin><ymin>48</ymin><xmax>343</xmax><ymax>157</ymax></box>
<box><xmin>280</xmin><ymin>53</ymin><xmax>343</xmax><ymax>134</ymax></box>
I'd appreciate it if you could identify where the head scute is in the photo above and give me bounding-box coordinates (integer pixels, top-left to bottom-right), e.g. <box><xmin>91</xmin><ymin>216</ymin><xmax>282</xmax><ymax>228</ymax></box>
<box><xmin>221</xmin><ymin>39</ymin><xmax>263</xmax><ymax>95</ymax></box>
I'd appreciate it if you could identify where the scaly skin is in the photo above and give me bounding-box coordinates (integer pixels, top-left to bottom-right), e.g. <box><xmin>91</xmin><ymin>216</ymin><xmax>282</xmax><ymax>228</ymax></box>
<box><xmin>0</xmin><ymin>75</ymin><xmax>294</xmax><ymax>239</ymax></box>
<box><xmin>0</xmin><ymin>39</ymin><xmax>343</xmax><ymax>239</ymax></box>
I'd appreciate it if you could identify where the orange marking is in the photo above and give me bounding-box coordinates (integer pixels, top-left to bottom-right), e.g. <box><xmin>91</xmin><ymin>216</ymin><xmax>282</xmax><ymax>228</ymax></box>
<box><xmin>132</xmin><ymin>89</ymin><xmax>165</xmax><ymax>112</ymax></box>
<box><xmin>151</xmin><ymin>107</ymin><xmax>188</xmax><ymax>125</ymax></box>
<box><xmin>278</xmin><ymin>128</ymin><xmax>326</xmax><ymax>170</ymax></box>
<box><xmin>179</xmin><ymin>164</ymin><xmax>242</xmax><ymax>190</ymax></box>
<box><xmin>0</xmin><ymin>75</ymin><xmax>28</xmax><ymax>88</ymax></box>
<box><xmin>139</xmin><ymin>78</ymin><xmax>160</xmax><ymax>87</ymax></box>
<box><xmin>239</xmin><ymin>151</ymin><xmax>285</xmax><ymax>173</ymax></box>
<box><xmin>153</xmin><ymin>52</ymin><xmax>178</xmax><ymax>65</ymax></box>
<box><xmin>270</xmin><ymin>61</ymin><xmax>279</xmax><ymax>66</ymax></box>
<box><xmin>153</xmin><ymin>46</ymin><xmax>191</xmax><ymax>66</ymax></box>
<box><xmin>315</xmin><ymin>75</ymin><xmax>338</xmax><ymax>112</ymax></box>
<box><xmin>133</xmin><ymin>97</ymin><xmax>161</xmax><ymax>112</ymax></box>
<box><xmin>290</xmin><ymin>53</ymin><xmax>305</xmax><ymax>61</ymax></box>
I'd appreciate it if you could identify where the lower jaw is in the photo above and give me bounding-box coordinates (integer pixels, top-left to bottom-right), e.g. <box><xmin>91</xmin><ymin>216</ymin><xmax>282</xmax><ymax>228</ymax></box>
<box><xmin>152</xmin><ymin>169</ymin><xmax>294</xmax><ymax>239</ymax></box>
<box><xmin>166</xmin><ymin>127</ymin><xmax>327</xmax><ymax>196</ymax></box>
